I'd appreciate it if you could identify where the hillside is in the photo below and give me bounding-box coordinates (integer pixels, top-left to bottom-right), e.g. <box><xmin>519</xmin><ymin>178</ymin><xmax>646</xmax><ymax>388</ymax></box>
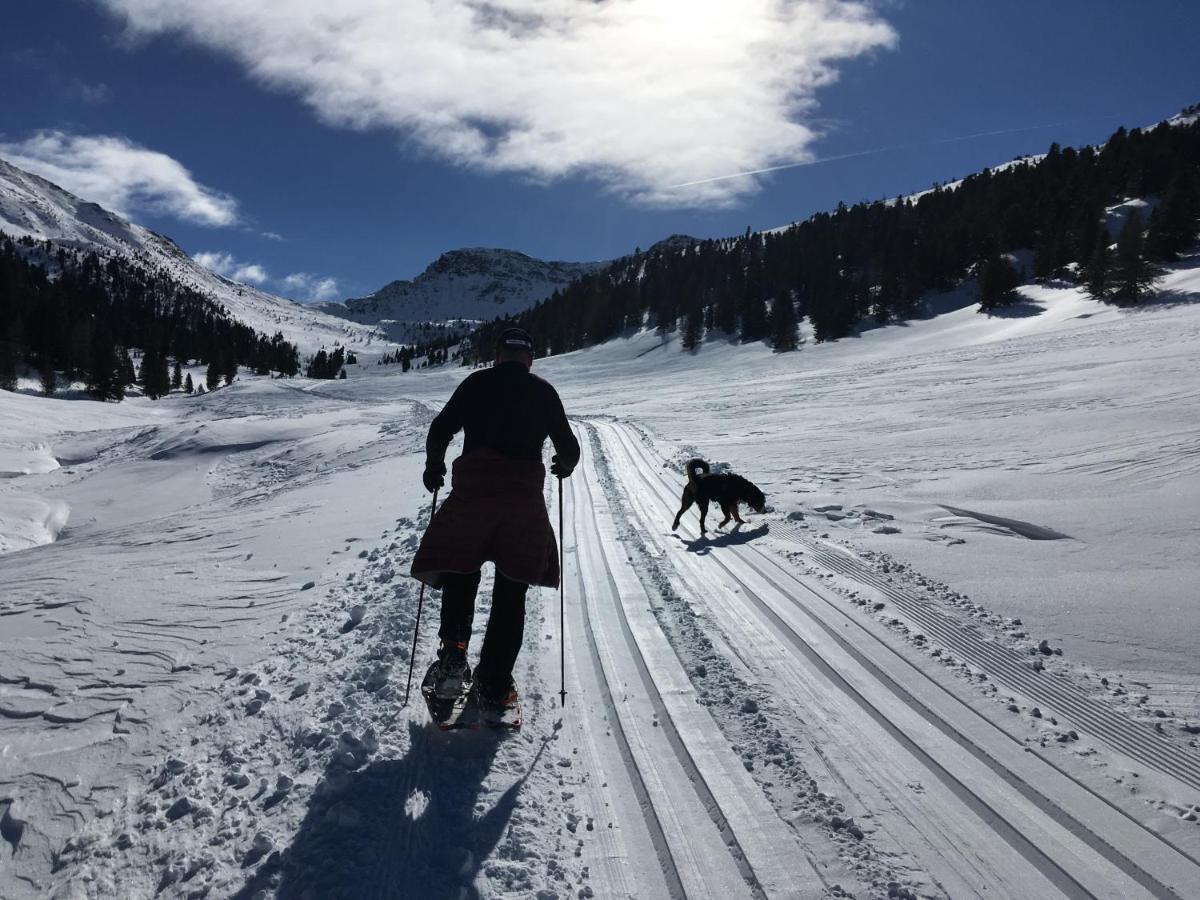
<box><xmin>0</xmin><ymin>158</ymin><xmax>391</xmax><ymax>357</ymax></box>
<box><xmin>469</xmin><ymin>110</ymin><xmax>1200</xmax><ymax>360</ymax></box>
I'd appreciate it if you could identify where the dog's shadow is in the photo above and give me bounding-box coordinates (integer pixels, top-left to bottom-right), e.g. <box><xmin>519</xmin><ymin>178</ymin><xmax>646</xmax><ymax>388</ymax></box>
<box><xmin>677</xmin><ymin>522</ymin><xmax>769</xmax><ymax>555</ymax></box>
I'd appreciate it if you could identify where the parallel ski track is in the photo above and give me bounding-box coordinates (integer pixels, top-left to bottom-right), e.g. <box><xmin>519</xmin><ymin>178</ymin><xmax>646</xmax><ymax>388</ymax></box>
<box><xmin>775</xmin><ymin>523</ymin><xmax>1200</xmax><ymax>793</ymax></box>
<box><xmin>595</xmin><ymin>418</ymin><xmax>1200</xmax><ymax>900</ymax></box>
<box><xmin>569</xmin><ymin>426</ymin><xmax>822</xmax><ymax>900</ymax></box>
<box><xmin>562</xmin><ymin>467</ymin><xmax>689</xmax><ymax>900</ymax></box>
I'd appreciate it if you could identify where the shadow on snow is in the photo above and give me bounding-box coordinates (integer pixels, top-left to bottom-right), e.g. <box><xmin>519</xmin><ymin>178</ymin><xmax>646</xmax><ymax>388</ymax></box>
<box><xmin>233</xmin><ymin>720</ymin><xmax>548</xmax><ymax>900</ymax></box>
<box><xmin>678</xmin><ymin>522</ymin><xmax>769</xmax><ymax>555</ymax></box>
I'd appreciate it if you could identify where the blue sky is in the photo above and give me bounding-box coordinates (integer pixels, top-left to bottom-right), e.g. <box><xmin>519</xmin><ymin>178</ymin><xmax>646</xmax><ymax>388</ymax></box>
<box><xmin>2</xmin><ymin>1</ymin><xmax>1198</xmax><ymax>301</ymax></box>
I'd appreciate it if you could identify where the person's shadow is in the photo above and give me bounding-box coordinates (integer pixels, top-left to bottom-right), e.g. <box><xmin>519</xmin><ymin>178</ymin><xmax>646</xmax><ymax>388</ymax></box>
<box><xmin>678</xmin><ymin>522</ymin><xmax>769</xmax><ymax>555</ymax></box>
<box><xmin>234</xmin><ymin>720</ymin><xmax>547</xmax><ymax>900</ymax></box>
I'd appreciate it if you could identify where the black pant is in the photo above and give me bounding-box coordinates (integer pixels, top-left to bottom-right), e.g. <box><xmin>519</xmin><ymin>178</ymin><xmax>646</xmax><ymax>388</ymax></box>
<box><xmin>439</xmin><ymin>569</ymin><xmax>528</xmax><ymax>689</ymax></box>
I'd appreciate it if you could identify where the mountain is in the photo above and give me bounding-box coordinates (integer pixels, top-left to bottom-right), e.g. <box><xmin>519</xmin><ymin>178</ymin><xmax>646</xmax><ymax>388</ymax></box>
<box><xmin>0</xmin><ymin>157</ymin><xmax>390</xmax><ymax>357</ymax></box>
<box><xmin>316</xmin><ymin>247</ymin><xmax>604</xmax><ymax>341</ymax></box>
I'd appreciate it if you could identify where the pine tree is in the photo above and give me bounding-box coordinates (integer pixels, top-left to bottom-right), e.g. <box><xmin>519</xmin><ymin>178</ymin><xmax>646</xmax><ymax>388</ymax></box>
<box><xmin>1083</xmin><ymin>228</ymin><xmax>1111</xmax><ymax>299</ymax></box>
<box><xmin>977</xmin><ymin>251</ymin><xmax>1021</xmax><ymax>311</ymax></box>
<box><xmin>87</xmin><ymin>332</ymin><xmax>125</xmax><ymax>401</ymax></box>
<box><xmin>184</xmin><ymin>373</ymin><xmax>194</xmax><ymax>394</ymax></box>
<box><xmin>1146</xmin><ymin>170</ymin><xmax>1199</xmax><ymax>261</ymax></box>
<box><xmin>739</xmin><ymin>260</ymin><xmax>768</xmax><ymax>343</ymax></box>
<box><xmin>714</xmin><ymin>276</ymin><xmax>738</xmax><ymax>335</ymax></box>
<box><xmin>681</xmin><ymin>306</ymin><xmax>704</xmax><ymax>351</ymax></box>
<box><xmin>39</xmin><ymin>359</ymin><xmax>56</xmax><ymax>396</ymax></box>
<box><xmin>1032</xmin><ymin>228</ymin><xmax>1067</xmax><ymax>282</ymax></box>
<box><xmin>141</xmin><ymin>349</ymin><xmax>171</xmax><ymax>399</ymax></box>
<box><xmin>770</xmin><ymin>293</ymin><xmax>799</xmax><ymax>351</ymax></box>
<box><xmin>1109</xmin><ymin>210</ymin><xmax>1162</xmax><ymax>304</ymax></box>
<box><xmin>119</xmin><ymin>349</ymin><xmax>136</xmax><ymax>386</ymax></box>
<box><xmin>206</xmin><ymin>355</ymin><xmax>222</xmax><ymax>391</ymax></box>
<box><xmin>0</xmin><ymin>342</ymin><xmax>18</xmax><ymax>392</ymax></box>
<box><xmin>154</xmin><ymin>353</ymin><xmax>171</xmax><ymax>397</ymax></box>
<box><xmin>171</xmin><ymin>361</ymin><xmax>183</xmax><ymax>391</ymax></box>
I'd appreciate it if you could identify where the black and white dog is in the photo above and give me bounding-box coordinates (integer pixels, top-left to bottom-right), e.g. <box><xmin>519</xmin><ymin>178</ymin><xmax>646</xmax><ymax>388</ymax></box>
<box><xmin>671</xmin><ymin>458</ymin><xmax>766</xmax><ymax>535</ymax></box>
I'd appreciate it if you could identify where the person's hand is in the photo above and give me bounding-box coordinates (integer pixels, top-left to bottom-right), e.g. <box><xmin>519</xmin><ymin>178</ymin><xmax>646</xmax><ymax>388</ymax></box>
<box><xmin>550</xmin><ymin>455</ymin><xmax>574</xmax><ymax>479</ymax></box>
<box><xmin>423</xmin><ymin>463</ymin><xmax>445</xmax><ymax>492</ymax></box>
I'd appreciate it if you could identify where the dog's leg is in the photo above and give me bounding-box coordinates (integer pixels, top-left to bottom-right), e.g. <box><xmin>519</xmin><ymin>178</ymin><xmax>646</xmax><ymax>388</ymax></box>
<box><xmin>672</xmin><ymin>488</ymin><xmax>694</xmax><ymax>531</ymax></box>
<box><xmin>733</xmin><ymin>503</ymin><xmax>745</xmax><ymax>525</ymax></box>
<box><xmin>698</xmin><ymin>498</ymin><xmax>709</xmax><ymax>534</ymax></box>
<box><xmin>717</xmin><ymin>502</ymin><xmax>732</xmax><ymax>529</ymax></box>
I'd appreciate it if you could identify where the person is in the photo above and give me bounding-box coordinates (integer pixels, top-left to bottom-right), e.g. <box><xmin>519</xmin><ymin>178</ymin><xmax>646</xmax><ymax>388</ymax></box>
<box><xmin>410</xmin><ymin>326</ymin><xmax>580</xmax><ymax>711</ymax></box>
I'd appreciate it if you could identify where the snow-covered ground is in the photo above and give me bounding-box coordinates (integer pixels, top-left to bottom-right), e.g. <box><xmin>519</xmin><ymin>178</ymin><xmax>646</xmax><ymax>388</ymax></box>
<box><xmin>3</xmin><ymin>260</ymin><xmax>1200</xmax><ymax>898</ymax></box>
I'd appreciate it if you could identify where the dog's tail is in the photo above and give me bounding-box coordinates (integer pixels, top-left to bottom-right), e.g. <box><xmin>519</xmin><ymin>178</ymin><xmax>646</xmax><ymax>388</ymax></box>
<box><xmin>685</xmin><ymin>458</ymin><xmax>710</xmax><ymax>489</ymax></box>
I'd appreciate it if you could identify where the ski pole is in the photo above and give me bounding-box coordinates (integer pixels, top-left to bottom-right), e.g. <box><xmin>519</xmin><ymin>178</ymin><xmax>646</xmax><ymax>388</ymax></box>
<box><xmin>558</xmin><ymin>475</ymin><xmax>567</xmax><ymax>708</ymax></box>
<box><xmin>403</xmin><ymin>487</ymin><xmax>439</xmax><ymax>707</ymax></box>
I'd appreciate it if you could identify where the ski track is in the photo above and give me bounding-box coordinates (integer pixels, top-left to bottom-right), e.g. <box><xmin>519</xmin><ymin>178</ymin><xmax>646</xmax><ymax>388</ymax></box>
<box><xmin>569</xmin><ymin>428</ymin><xmax>823</xmax><ymax>899</ymax></box>
<box><xmin>590</xmin><ymin>417</ymin><xmax>1200</xmax><ymax>899</ymax></box>
<box><xmin>781</xmin><ymin>533</ymin><xmax>1200</xmax><ymax>794</ymax></box>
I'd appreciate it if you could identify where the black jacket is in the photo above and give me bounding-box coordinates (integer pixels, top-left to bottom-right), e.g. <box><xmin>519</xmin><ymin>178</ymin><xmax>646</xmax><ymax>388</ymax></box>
<box><xmin>426</xmin><ymin>361</ymin><xmax>580</xmax><ymax>476</ymax></box>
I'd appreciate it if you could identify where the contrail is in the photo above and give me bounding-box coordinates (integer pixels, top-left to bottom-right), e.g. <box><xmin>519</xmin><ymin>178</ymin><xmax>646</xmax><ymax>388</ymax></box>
<box><xmin>669</xmin><ymin>120</ymin><xmax>1081</xmax><ymax>189</ymax></box>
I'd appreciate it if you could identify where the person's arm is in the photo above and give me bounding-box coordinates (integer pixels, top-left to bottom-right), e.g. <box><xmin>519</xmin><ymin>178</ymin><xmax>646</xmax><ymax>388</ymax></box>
<box><xmin>424</xmin><ymin>378</ymin><xmax>471</xmax><ymax>486</ymax></box>
<box><xmin>546</xmin><ymin>385</ymin><xmax>580</xmax><ymax>477</ymax></box>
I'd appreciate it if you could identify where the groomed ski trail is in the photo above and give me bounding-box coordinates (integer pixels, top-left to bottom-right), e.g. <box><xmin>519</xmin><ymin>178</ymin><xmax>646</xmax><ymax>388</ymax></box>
<box><xmin>563</xmin><ymin>425</ymin><xmax>823</xmax><ymax>898</ymax></box>
<box><xmin>583</xmin><ymin>417</ymin><xmax>1200</xmax><ymax>900</ymax></box>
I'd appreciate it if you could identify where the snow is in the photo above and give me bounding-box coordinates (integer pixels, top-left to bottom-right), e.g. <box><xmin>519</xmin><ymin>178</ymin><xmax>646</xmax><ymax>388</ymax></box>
<box><xmin>3</xmin><ymin>254</ymin><xmax>1200</xmax><ymax>898</ymax></box>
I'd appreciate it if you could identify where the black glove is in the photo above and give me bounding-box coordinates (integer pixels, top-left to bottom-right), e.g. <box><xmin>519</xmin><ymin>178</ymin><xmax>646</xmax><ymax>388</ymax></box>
<box><xmin>550</xmin><ymin>455</ymin><xmax>574</xmax><ymax>479</ymax></box>
<box><xmin>423</xmin><ymin>462</ymin><xmax>445</xmax><ymax>493</ymax></box>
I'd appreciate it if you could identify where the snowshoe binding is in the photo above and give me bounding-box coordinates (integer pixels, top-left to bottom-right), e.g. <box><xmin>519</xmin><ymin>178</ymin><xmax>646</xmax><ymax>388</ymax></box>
<box><xmin>471</xmin><ymin>678</ymin><xmax>522</xmax><ymax>731</ymax></box>
<box><xmin>420</xmin><ymin>642</ymin><xmax>473</xmax><ymax>726</ymax></box>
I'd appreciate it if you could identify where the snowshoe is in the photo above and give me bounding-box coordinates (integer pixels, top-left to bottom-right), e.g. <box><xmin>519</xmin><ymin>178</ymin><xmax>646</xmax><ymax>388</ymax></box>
<box><xmin>472</xmin><ymin>679</ymin><xmax>522</xmax><ymax>731</ymax></box>
<box><xmin>422</xmin><ymin>677</ymin><xmax>522</xmax><ymax>732</ymax></box>
<box><xmin>431</xmin><ymin>642</ymin><xmax>472</xmax><ymax>700</ymax></box>
<box><xmin>420</xmin><ymin>643</ymin><xmax>473</xmax><ymax>727</ymax></box>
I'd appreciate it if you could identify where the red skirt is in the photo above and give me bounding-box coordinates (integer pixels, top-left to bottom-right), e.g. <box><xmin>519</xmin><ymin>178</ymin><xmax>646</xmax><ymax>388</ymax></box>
<box><xmin>410</xmin><ymin>449</ymin><xmax>559</xmax><ymax>588</ymax></box>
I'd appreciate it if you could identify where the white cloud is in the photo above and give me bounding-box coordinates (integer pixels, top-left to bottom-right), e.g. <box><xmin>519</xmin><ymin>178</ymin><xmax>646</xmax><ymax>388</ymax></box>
<box><xmin>94</xmin><ymin>0</ymin><xmax>896</xmax><ymax>207</ymax></box>
<box><xmin>195</xmin><ymin>252</ymin><xmax>340</xmax><ymax>302</ymax></box>
<box><xmin>281</xmin><ymin>272</ymin><xmax>340</xmax><ymax>303</ymax></box>
<box><xmin>194</xmin><ymin>251</ymin><xmax>270</xmax><ymax>284</ymax></box>
<box><xmin>0</xmin><ymin>131</ymin><xmax>240</xmax><ymax>226</ymax></box>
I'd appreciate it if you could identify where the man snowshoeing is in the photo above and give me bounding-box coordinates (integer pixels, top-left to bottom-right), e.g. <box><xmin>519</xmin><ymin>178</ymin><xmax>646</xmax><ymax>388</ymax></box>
<box><xmin>410</xmin><ymin>327</ymin><xmax>579</xmax><ymax>715</ymax></box>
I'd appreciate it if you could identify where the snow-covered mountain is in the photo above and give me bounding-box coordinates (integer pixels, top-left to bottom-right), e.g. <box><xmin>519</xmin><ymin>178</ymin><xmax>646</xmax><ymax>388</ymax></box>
<box><xmin>0</xmin><ymin>157</ymin><xmax>391</xmax><ymax>357</ymax></box>
<box><xmin>316</xmin><ymin>247</ymin><xmax>604</xmax><ymax>341</ymax></box>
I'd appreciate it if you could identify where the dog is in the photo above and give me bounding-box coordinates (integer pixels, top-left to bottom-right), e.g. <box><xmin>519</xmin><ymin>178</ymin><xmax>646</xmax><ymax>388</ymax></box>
<box><xmin>671</xmin><ymin>458</ymin><xmax>766</xmax><ymax>535</ymax></box>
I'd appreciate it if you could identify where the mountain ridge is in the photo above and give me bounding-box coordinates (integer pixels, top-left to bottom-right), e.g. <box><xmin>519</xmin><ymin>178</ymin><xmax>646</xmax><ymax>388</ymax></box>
<box><xmin>315</xmin><ymin>246</ymin><xmax>605</xmax><ymax>341</ymax></box>
<box><xmin>0</xmin><ymin>157</ymin><xmax>391</xmax><ymax>357</ymax></box>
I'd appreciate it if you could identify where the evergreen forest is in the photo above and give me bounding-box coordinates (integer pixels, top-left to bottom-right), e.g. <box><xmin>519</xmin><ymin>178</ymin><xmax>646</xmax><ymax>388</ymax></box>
<box><xmin>0</xmin><ymin>237</ymin><xmax>300</xmax><ymax>399</ymax></box>
<box><xmin>468</xmin><ymin>115</ymin><xmax>1200</xmax><ymax>363</ymax></box>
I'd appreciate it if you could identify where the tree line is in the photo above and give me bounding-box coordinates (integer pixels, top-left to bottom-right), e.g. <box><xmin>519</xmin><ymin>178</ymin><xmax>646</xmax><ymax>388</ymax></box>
<box><xmin>0</xmin><ymin>237</ymin><xmax>300</xmax><ymax>399</ymax></box>
<box><xmin>377</xmin><ymin>337</ymin><xmax>458</xmax><ymax>371</ymax></box>
<box><xmin>467</xmin><ymin>113</ymin><xmax>1200</xmax><ymax>362</ymax></box>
